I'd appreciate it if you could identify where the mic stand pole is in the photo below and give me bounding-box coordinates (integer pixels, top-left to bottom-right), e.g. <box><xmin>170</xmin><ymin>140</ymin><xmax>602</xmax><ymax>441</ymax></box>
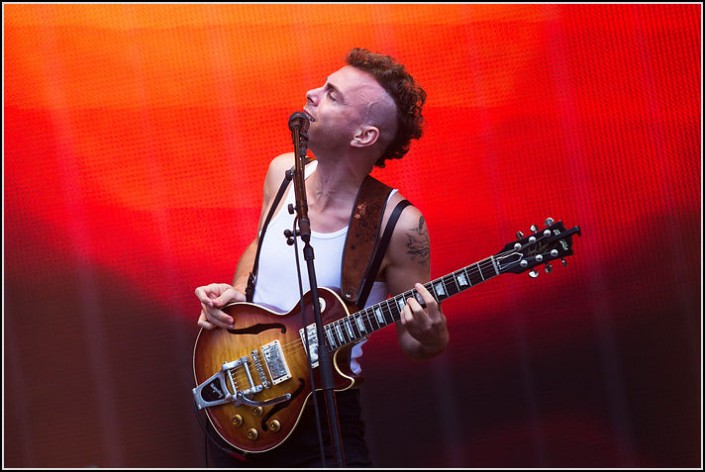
<box><xmin>289</xmin><ymin>113</ymin><xmax>345</xmax><ymax>468</ymax></box>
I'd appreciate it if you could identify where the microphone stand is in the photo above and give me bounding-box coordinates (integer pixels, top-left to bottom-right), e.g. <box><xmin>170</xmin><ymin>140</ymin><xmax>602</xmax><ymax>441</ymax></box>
<box><xmin>288</xmin><ymin>112</ymin><xmax>345</xmax><ymax>468</ymax></box>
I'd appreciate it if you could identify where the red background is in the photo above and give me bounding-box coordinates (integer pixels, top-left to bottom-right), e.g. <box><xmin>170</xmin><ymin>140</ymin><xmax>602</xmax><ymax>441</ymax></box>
<box><xmin>4</xmin><ymin>4</ymin><xmax>701</xmax><ymax>467</ymax></box>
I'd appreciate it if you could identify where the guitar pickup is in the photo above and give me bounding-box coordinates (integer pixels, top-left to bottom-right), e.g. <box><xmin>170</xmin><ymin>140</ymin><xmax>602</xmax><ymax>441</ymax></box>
<box><xmin>299</xmin><ymin>324</ymin><xmax>320</xmax><ymax>368</ymax></box>
<box><xmin>261</xmin><ymin>340</ymin><xmax>292</xmax><ymax>385</ymax></box>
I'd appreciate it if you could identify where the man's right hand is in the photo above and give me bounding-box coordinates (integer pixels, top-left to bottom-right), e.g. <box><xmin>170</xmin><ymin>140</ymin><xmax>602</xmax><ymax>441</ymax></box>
<box><xmin>194</xmin><ymin>283</ymin><xmax>246</xmax><ymax>330</ymax></box>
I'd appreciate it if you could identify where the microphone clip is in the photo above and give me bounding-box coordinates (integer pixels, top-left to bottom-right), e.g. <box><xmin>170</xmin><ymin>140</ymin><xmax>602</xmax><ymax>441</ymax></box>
<box><xmin>288</xmin><ymin>111</ymin><xmax>310</xmax><ymax>162</ymax></box>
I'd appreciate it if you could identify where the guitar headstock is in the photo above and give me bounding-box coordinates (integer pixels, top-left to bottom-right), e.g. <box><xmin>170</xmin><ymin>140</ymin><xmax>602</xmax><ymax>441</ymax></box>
<box><xmin>496</xmin><ymin>218</ymin><xmax>581</xmax><ymax>277</ymax></box>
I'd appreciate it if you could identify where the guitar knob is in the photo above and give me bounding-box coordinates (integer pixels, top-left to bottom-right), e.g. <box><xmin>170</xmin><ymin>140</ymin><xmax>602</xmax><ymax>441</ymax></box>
<box><xmin>545</xmin><ymin>217</ymin><xmax>555</xmax><ymax>226</ymax></box>
<box><xmin>232</xmin><ymin>415</ymin><xmax>243</xmax><ymax>427</ymax></box>
<box><xmin>530</xmin><ymin>225</ymin><xmax>538</xmax><ymax>232</ymax></box>
<box><xmin>529</xmin><ymin>270</ymin><xmax>539</xmax><ymax>278</ymax></box>
<box><xmin>545</xmin><ymin>263</ymin><xmax>553</xmax><ymax>273</ymax></box>
<box><xmin>247</xmin><ymin>428</ymin><xmax>259</xmax><ymax>440</ymax></box>
<box><xmin>516</xmin><ymin>231</ymin><xmax>524</xmax><ymax>239</ymax></box>
<box><xmin>269</xmin><ymin>419</ymin><xmax>281</xmax><ymax>432</ymax></box>
<box><xmin>253</xmin><ymin>406</ymin><xmax>264</xmax><ymax>417</ymax></box>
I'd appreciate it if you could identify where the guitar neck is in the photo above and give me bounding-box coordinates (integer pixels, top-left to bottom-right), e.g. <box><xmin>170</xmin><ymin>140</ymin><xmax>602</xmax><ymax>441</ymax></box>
<box><xmin>320</xmin><ymin>220</ymin><xmax>580</xmax><ymax>352</ymax></box>
<box><xmin>322</xmin><ymin>255</ymin><xmax>502</xmax><ymax>352</ymax></box>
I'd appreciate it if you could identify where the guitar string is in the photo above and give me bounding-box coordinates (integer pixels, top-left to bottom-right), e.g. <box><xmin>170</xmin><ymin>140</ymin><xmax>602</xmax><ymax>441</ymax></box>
<box><xmin>208</xmin><ymin>228</ymin><xmax>568</xmax><ymax>389</ymax></box>
<box><xmin>271</xmin><ymin>244</ymin><xmax>530</xmax><ymax>353</ymax></box>
<box><xmin>257</xmin><ymin>237</ymin><xmax>551</xmax><ymax>356</ymax></box>
<box><xmin>220</xmin><ymin>231</ymin><xmax>562</xmax><ymax>387</ymax></box>
<box><xmin>227</xmin><ymin>252</ymin><xmax>524</xmax><ymax>365</ymax></box>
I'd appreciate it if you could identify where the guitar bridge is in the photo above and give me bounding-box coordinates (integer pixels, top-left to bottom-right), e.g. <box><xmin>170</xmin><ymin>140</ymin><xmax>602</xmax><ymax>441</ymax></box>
<box><xmin>193</xmin><ymin>351</ymin><xmax>292</xmax><ymax>410</ymax></box>
<box><xmin>193</xmin><ymin>356</ymin><xmax>261</xmax><ymax>409</ymax></box>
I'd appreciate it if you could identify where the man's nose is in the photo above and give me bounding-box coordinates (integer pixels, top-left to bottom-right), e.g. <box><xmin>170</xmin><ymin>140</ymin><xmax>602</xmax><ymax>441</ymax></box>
<box><xmin>306</xmin><ymin>87</ymin><xmax>320</xmax><ymax>106</ymax></box>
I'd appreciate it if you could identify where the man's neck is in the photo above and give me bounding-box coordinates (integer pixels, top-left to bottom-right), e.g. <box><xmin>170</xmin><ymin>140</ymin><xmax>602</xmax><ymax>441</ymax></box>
<box><xmin>307</xmin><ymin>153</ymin><xmax>372</xmax><ymax>209</ymax></box>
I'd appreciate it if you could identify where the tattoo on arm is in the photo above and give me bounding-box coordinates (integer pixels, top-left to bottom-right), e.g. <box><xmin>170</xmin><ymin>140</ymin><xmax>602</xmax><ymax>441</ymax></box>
<box><xmin>406</xmin><ymin>216</ymin><xmax>430</xmax><ymax>268</ymax></box>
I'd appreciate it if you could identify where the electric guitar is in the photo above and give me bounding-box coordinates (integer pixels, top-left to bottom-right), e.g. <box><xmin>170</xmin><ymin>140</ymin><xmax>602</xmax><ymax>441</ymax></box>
<box><xmin>192</xmin><ymin>218</ymin><xmax>580</xmax><ymax>453</ymax></box>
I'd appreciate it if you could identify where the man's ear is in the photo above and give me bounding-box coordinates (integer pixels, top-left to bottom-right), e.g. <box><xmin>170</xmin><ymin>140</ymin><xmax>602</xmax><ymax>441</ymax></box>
<box><xmin>351</xmin><ymin>126</ymin><xmax>380</xmax><ymax>148</ymax></box>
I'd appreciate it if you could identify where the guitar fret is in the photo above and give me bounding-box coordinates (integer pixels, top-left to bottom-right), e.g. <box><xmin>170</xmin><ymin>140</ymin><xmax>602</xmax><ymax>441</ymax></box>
<box><xmin>369</xmin><ymin>308</ymin><xmax>378</xmax><ymax>330</ymax></box>
<box><xmin>354</xmin><ymin>312</ymin><xmax>367</xmax><ymax>335</ymax></box>
<box><xmin>476</xmin><ymin>262</ymin><xmax>485</xmax><ymax>281</ymax></box>
<box><xmin>373</xmin><ymin>306</ymin><xmax>385</xmax><ymax>327</ymax></box>
<box><xmin>453</xmin><ymin>269</ymin><xmax>464</xmax><ymax>288</ymax></box>
<box><xmin>396</xmin><ymin>296</ymin><xmax>407</xmax><ymax>312</ymax></box>
<box><xmin>413</xmin><ymin>291</ymin><xmax>425</xmax><ymax>305</ymax></box>
<box><xmin>489</xmin><ymin>255</ymin><xmax>500</xmax><ymax>275</ymax></box>
<box><xmin>335</xmin><ymin>322</ymin><xmax>346</xmax><ymax>344</ymax></box>
<box><xmin>386</xmin><ymin>303</ymin><xmax>396</xmax><ymax>324</ymax></box>
<box><xmin>433</xmin><ymin>279</ymin><xmax>448</xmax><ymax>300</ymax></box>
<box><xmin>384</xmin><ymin>300</ymin><xmax>397</xmax><ymax>324</ymax></box>
<box><xmin>468</xmin><ymin>264</ymin><xmax>484</xmax><ymax>286</ymax></box>
<box><xmin>325</xmin><ymin>325</ymin><xmax>337</xmax><ymax>350</ymax></box>
<box><xmin>456</xmin><ymin>271</ymin><xmax>470</xmax><ymax>289</ymax></box>
<box><xmin>364</xmin><ymin>308</ymin><xmax>373</xmax><ymax>329</ymax></box>
<box><xmin>447</xmin><ymin>273</ymin><xmax>460</xmax><ymax>295</ymax></box>
<box><xmin>343</xmin><ymin>317</ymin><xmax>355</xmax><ymax>340</ymax></box>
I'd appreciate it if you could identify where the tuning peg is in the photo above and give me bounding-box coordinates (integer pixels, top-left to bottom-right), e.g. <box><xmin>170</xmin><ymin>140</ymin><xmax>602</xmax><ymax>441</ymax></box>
<box><xmin>545</xmin><ymin>263</ymin><xmax>553</xmax><ymax>273</ymax></box>
<box><xmin>529</xmin><ymin>270</ymin><xmax>540</xmax><ymax>278</ymax></box>
<box><xmin>530</xmin><ymin>224</ymin><xmax>538</xmax><ymax>232</ymax></box>
<box><xmin>516</xmin><ymin>231</ymin><xmax>524</xmax><ymax>239</ymax></box>
<box><xmin>561</xmin><ymin>258</ymin><xmax>568</xmax><ymax>267</ymax></box>
<box><xmin>545</xmin><ymin>217</ymin><xmax>555</xmax><ymax>226</ymax></box>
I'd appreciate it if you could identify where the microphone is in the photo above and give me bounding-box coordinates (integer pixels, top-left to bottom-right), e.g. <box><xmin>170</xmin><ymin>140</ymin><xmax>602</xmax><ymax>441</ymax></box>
<box><xmin>288</xmin><ymin>111</ymin><xmax>310</xmax><ymax>133</ymax></box>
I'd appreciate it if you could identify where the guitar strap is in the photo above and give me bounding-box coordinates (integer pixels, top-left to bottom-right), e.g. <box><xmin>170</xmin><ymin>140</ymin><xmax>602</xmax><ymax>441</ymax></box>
<box><xmin>346</xmin><ymin>197</ymin><xmax>411</xmax><ymax>309</ymax></box>
<box><xmin>245</xmin><ymin>158</ymin><xmax>310</xmax><ymax>303</ymax></box>
<box><xmin>246</xmin><ymin>162</ymin><xmax>409</xmax><ymax>308</ymax></box>
<box><xmin>340</xmin><ymin>176</ymin><xmax>410</xmax><ymax>309</ymax></box>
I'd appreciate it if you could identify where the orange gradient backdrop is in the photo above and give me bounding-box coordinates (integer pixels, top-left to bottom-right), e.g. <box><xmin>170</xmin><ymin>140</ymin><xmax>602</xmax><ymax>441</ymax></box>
<box><xmin>4</xmin><ymin>4</ymin><xmax>701</xmax><ymax>468</ymax></box>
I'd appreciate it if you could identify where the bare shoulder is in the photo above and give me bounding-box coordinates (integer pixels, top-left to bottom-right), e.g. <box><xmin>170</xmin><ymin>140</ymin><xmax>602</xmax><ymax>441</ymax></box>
<box><xmin>264</xmin><ymin>153</ymin><xmax>295</xmax><ymax>187</ymax></box>
<box><xmin>384</xmin><ymin>192</ymin><xmax>431</xmax><ymax>272</ymax></box>
<box><xmin>253</xmin><ymin>153</ymin><xmax>296</xmax><ymax>231</ymax></box>
<box><xmin>269</xmin><ymin>152</ymin><xmax>296</xmax><ymax>170</ymax></box>
<box><xmin>260</xmin><ymin>153</ymin><xmax>294</xmax><ymax>198</ymax></box>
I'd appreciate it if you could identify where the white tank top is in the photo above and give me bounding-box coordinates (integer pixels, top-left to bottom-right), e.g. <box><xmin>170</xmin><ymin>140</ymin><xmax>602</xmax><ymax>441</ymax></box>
<box><xmin>252</xmin><ymin>161</ymin><xmax>394</xmax><ymax>373</ymax></box>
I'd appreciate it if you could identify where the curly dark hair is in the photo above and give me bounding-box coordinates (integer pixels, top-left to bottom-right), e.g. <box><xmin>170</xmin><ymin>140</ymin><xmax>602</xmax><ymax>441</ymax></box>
<box><xmin>346</xmin><ymin>48</ymin><xmax>427</xmax><ymax>168</ymax></box>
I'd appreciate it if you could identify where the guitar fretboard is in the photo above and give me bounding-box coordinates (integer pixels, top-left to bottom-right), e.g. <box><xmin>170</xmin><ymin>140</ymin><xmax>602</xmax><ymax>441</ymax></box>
<box><xmin>322</xmin><ymin>256</ymin><xmax>501</xmax><ymax>351</ymax></box>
